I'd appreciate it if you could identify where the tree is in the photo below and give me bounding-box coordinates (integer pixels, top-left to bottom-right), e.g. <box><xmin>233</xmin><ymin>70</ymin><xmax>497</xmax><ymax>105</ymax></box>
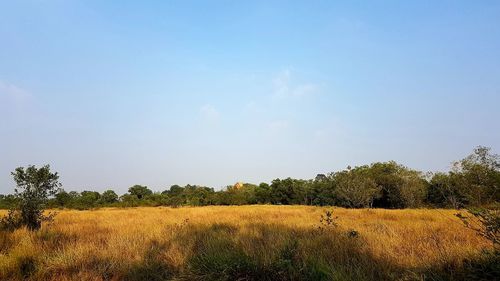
<box><xmin>54</xmin><ymin>189</ymin><xmax>72</xmax><ymax>207</ymax></box>
<box><xmin>427</xmin><ymin>172</ymin><xmax>467</xmax><ymax>208</ymax></box>
<box><xmin>184</xmin><ymin>185</ymin><xmax>215</xmax><ymax>206</ymax></box>
<box><xmin>369</xmin><ymin>162</ymin><xmax>427</xmax><ymax>208</ymax></box>
<box><xmin>333</xmin><ymin>166</ymin><xmax>381</xmax><ymax>208</ymax></box>
<box><xmin>452</xmin><ymin>146</ymin><xmax>500</xmax><ymax>205</ymax></box>
<box><xmin>225</xmin><ymin>183</ymin><xmax>257</xmax><ymax>205</ymax></box>
<box><xmin>166</xmin><ymin>185</ymin><xmax>184</xmax><ymax>195</ymax></box>
<box><xmin>315</xmin><ymin>174</ymin><xmax>328</xmax><ymax>182</ymax></box>
<box><xmin>309</xmin><ymin>178</ymin><xmax>336</xmax><ymax>206</ymax></box>
<box><xmin>255</xmin><ymin>183</ymin><xmax>271</xmax><ymax>204</ymax></box>
<box><xmin>79</xmin><ymin>191</ymin><xmax>101</xmax><ymax>207</ymax></box>
<box><xmin>270</xmin><ymin>178</ymin><xmax>308</xmax><ymax>205</ymax></box>
<box><xmin>119</xmin><ymin>194</ymin><xmax>140</xmax><ymax>207</ymax></box>
<box><xmin>100</xmin><ymin>190</ymin><xmax>118</xmax><ymax>204</ymax></box>
<box><xmin>1</xmin><ymin>165</ymin><xmax>61</xmax><ymax>231</ymax></box>
<box><xmin>398</xmin><ymin>170</ymin><xmax>427</xmax><ymax>208</ymax></box>
<box><xmin>428</xmin><ymin>146</ymin><xmax>500</xmax><ymax>208</ymax></box>
<box><xmin>128</xmin><ymin>185</ymin><xmax>153</xmax><ymax>200</ymax></box>
<box><xmin>270</xmin><ymin>179</ymin><xmax>289</xmax><ymax>204</ymax></box>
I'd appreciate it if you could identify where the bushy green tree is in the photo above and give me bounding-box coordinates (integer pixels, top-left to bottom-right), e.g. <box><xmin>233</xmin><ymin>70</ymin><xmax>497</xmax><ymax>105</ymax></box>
<box><xmin>452</xmin><ymin>146</ymin><xmax>500</xmax><ymax>205</ymax></box>
<box><xmin>428</xmin><ymin>146</ymin><xmax>500</xmax><ymax>208</ymax></box>
<box><xmin>100</xmin><ymin>190</ymin><xmax>118</xmax><ymax>204</ymax></box>
<box><xmin>79</xmin><ymin>191</ymin><xmax>101</xmax><ymax>207</ymax></box>
<box><xmin>50</xmin><ymin>189</ymin><xmax>72</xmax><ymax>207</ymax></box>
<box><xmin>427</xmin><ymin>172</ymin><xmax>467</xmax><ymax>208</ymax></box>
<box><xmin>255</xmin><ymin>183</ymin><xmax>272</xmax><ymax>204</ymax></box>
<box><xmin>1</xmin><ymin>165</ymin><xmax>61</xmax><ymax>231</ymax></box>
<box><xmin>224</xmin><ymin>184</ymin><xmax>257</xmax><ymax>205</ymax></box>
<box><xmin>184</xmin><ymin>185</ymin><xmax>216</xmax><ymax>206</ymax></box>
<box><xmin>128</xmin><ymin>185</ymin><xmax>153</xmax><ymax>200</ymax></box>
<box><xmin>165</xmin><ymin>185</ymin><xmax>184</xmax><ymax>196</ymax></box>
<box><xmin>333</xmin><ymin>166</ymin><xmax>381</xmax><ymax>208</ymax></box>
<box><xmin>120</xmin><ymin>194</ymin><xmax>140</xmax><ymax>207</ymax></box>
<box><xmin>368</xmin><ymin>162</ymin><xmax>426</xmax><ymax>208</ymax></box>
<box><xmin>309</xmin><ymin>179</ymin><xmax>336</xmax><ymax>206</ymax></box>
<box><xmin>270</xmin><ymin>178</ymin><xmax>308</xmax><ymax>205</ymax></box>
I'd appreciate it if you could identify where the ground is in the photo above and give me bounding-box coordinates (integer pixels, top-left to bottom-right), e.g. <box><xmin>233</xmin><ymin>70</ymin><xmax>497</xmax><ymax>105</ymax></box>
<box><xmin>0</xmin><ymin>206</ymin><xmax>491</xmax><ymax>280</ymax></box>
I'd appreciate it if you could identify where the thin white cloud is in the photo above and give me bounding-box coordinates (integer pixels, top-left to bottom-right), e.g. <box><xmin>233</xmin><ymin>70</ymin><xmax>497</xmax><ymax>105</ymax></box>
<box><xmin>272</xmin><ymin>69</ymin><xmax>291</xmax><ymax>98</ymax></box>
<box><xmin>272</xmin><ymin>69</ymin><xmax>318</xmax><ymax>99</ymax></box>
<box><xmin>293</xmin><ymin>83</ymin><xmax>318</xmax><ymax>97</ymax></box>
<box><xmin>0</xmin><ymin>80</ymin><xmax>31</xmax><ymax>103</ymax></box>
<box><xmin>200</xmin><ymin>104</ymin><xmax>220</xmax><ymax>122</ymax></box>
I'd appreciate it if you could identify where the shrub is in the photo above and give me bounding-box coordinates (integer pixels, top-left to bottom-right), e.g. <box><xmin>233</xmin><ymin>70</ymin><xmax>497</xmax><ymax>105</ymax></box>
<box><xmin>1</xmin><ymin>165</ymin><xmax>60</xmax><ymax>231</ymax></box>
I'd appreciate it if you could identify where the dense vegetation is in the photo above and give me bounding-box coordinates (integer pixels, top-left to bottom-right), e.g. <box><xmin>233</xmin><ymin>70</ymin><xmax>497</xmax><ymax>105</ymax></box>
<box><xmin>1</xmin><ymin>146</ymin><xmax>498</xmax><ymax>210</ymax></box>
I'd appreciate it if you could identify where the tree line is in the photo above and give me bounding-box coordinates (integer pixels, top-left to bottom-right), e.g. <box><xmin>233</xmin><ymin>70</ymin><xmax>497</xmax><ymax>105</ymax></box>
<box><xmin>1</xmin><ymin>146</ymin><xmax>498</xmax><ymax>210</ymax></box>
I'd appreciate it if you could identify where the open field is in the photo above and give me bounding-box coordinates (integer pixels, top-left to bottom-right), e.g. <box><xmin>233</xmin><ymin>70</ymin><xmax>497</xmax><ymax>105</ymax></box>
<box><xmin>0</xmin><ymin>206</ymin><xmax>493</xmax><ymax>280</ymax></box>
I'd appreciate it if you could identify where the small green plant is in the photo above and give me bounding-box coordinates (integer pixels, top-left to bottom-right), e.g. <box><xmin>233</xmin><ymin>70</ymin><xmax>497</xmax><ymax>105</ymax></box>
<box><xmin>318</xmin><ymin>210</ymin><xmax>338</xmax><ymax>232</ymax></box>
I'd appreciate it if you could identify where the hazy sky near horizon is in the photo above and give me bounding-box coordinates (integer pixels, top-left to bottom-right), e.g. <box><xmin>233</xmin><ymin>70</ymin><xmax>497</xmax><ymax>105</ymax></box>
<box><xmin>1</xmin><ymin>1</ymin><xmax>499</xmax><ymax>194</ymax></box>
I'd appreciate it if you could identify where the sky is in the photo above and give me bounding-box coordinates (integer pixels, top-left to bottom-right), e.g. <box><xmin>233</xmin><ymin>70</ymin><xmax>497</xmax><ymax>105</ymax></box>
<box><xmin>1</xmin><ymin>1</ymin><xmax>500</xmax><ymax>194</ymax></box>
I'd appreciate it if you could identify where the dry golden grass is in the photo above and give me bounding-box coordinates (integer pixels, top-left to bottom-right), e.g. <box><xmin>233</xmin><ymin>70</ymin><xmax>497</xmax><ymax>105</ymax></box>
<box><xmin>0</xmin><ymin>206</ymin><xmax>491</xmax><ymax>280</ymax></box>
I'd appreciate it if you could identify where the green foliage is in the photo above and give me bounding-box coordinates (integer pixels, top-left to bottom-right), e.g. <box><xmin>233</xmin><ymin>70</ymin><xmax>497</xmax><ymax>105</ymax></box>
<box><xmin>100</xmin><ymin>190</ymin><xmax>118</xmax><ymax>204</ymax></box>
<box><xmin>1</xmin><ymin>165</ymin><xmax>61</xmax><ymax>231</ymax></box>
<box><xmin>0</xmin><ymin>194</ymin><xmax>18</xmax><ymax>209</ymax></box>
<box><xmin>53</xmin><ymin>190</ymin><xmax>72</xmax><ymax>207</ymax></box>
<box><xmin>319</xmin><ymin>210</ymin><xmax>338</xmax><ymax>229</ymax></box>
<box><xmin>79</xmin><ymin>191</ymin><xmax>101</xmax><ymax>208</ymax></box>
<box><xmin>453</xmin><ymin>146</ymin><xmax>500</xmax><ymax>205</ymax></box>
<box><xmin>429</xmin><ymin>146</ymin><xmax>500</xmax><ymax>208</ymax></box>
<box><xmin>1</xmin><ymin>146</ymin><xmax>498</xmax><ymax>211</ymax></box>
<box><xmin>367</xmin><ymin>161</ymin><xmax>427</xmax><ymax>208</ymax></box>
<box><xmin>428</xmin><ymin>172</ymin><xmax>467</xmax><ymax>208</ymax></box>
<box><xmin>128</xmin><ymin>185</ymin><xmax>153</xmax><ymax>200</ymax></box>
<box><xmin>333</xmin><ymin>166</ymin><xmax>380</xmax><ymax>208</ymax></box>
<box><xmin>255</xmin><ymin>183</ymin><xmax>272</xmax><ymax>204</ymax></box>
<box><xmin>309</xmin><ymin>177</ymin><xmax>336</xmax><ymax>206</ymax></box>
<box><xmin>120</xmin><ymin>194</ymin><xmax>141</xmax><ymax>207</ymax></box>
<box><xmin>270</xmin><ymin>178</ymin><xmax>309</xmax><ymax>205</ymax></box>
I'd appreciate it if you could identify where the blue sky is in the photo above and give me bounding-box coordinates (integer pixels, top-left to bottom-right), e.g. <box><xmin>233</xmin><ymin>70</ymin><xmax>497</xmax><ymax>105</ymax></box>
<box><xmin>1</xmin><ymin>1</ymin><xmax>499</xmax><ymax>194</ymax></box>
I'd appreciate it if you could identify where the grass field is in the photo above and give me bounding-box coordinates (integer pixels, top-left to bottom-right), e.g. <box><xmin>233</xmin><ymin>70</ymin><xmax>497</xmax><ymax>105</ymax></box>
<box><xmin>0</xmin><ymin>206</ymin><xmax>493</xmax><ymax>280</ymax></box>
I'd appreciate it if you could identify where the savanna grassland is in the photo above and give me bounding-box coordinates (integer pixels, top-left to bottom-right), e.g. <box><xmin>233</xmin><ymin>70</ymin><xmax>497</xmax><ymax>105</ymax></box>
<box><xmin>0</xmin><ymin>206</ymin><xmax>493</xmax><ymax>281</ymax></box>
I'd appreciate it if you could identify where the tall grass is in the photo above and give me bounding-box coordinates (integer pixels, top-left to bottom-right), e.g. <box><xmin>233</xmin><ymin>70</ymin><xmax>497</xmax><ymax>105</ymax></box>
<box><xmin>0</xmin><ymin>206</ymin><xmax>493</xmax><ymax>280</ymax></box>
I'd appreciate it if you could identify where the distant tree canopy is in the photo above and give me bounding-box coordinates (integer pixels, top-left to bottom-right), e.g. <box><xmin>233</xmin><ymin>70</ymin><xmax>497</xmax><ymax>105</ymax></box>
<box><xmin>1</xmin><ymin>146</ymin><xmax>499</xmax><ymax>210</ymax></box>
<box><xmin>428</xmin><ymin>146</ymin><xmax>500</xmax><ymax>208</ymax></box>
<box><xmin>333</xmin><ymin>166</ymin><xmax>380</xmax><ymax>208</ymax></box>
<box><xmin>100</xmin><ymin>190</ymin><xmax>118</xmax><ymax>204</ymax></box>
<box><xmin>128</xmin><ymin>185</ymin><xmax>153</xmax><ymax>200</ymax></box>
